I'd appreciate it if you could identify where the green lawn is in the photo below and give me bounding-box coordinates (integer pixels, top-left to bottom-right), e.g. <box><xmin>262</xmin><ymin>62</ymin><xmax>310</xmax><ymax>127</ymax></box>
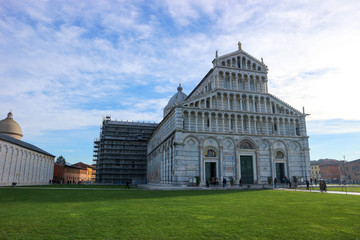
<box><xmin>0</xmin><ymin>188</ymin><xmax>359</xmax><ymax>240</ymax></box>
<box><xmin>299</xmin><ymin>186</ymin><xmax>360</xmax><ymax>193</ymax></box>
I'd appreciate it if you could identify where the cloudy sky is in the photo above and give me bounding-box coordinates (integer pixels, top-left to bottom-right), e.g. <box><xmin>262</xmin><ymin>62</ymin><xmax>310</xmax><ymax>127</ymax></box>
<box><xmin>1</xmin><ymin>0</ymin><xmax>359</xmax><ymax>164</ymax></box>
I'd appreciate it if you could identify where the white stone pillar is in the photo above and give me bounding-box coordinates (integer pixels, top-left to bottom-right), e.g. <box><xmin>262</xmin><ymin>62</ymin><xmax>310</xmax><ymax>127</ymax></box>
<box><xmin>215</xmin><ymin>116</ymin><xmax>218</xmax><ymax>132</ymax></box>
<box><xmin>249</xmin><ymin>118</ymin><xmax>252</xmax><ymax>134</ymax></box>
<box><xmin>188</xmin><ymin>113</ymin><xmax>191</xmax><ymax>131</ymax></box>
<box><xmin>264</xmin><ymin>99</ymin><xmax>268</xmax><ymax>113</ymax></box>
<box><xmin>199</xmin><ymin>146</ymin><xmax>203</xmax><ymax>183</ymax></box>
<box><xmin>235</xmin><ymin>116</ymin><xmax>238</xmax><ymax>132</ymax></box>
<box><xmin>240</xmin><ymin>116</ymin><xmax>243</xmax><ymax>134</ymax></box>
<box><xmin>222</xmin><ymin>116</ymin><xmax>225</xmax><ymax>132</ymax></box>
<box><xmin>219</xmin><ymin>147</ymin><xmax>224</xmax><ymax>181</ymax></box>
<box><xmin>246</xmin><ymin>97</ymin><xmax>249</xmax><ymax>112</ymax></box>
<box><xmin>195</xmin><ymin>113</ymin><xmax>198</xmax><ymax>132</ymax></box>
<box><xmin>283</xmin><ymin>120</ymin><xmax>286</xmax><ymax>136</ymax></box>
<box><xmin>221</xmin><ymin>94</ymin><xmax>224</xmax><ymax>110</ymax></box>
<box><xmin>229</xmin><ymin>117</ymin><xmax>232</xmax><ymax>132</ymax></box>
<box><xmin>266</xmin><ymin>119</ymin><xmax>269</xmax><ymax>135</ymax></box>
<box><xmin>209</xmin><ymin>116</ymin><xmax>212</xmax><ymax>132</ymax></box>
<box><xmin>202</xmin><ymin>113</ymin><xmax>205</xmax><ymax>132</ymax></box>
<box><xmin>254</xmin><ymin>120</ymin><xmax>257</xmax><ymax>134</ymax></box>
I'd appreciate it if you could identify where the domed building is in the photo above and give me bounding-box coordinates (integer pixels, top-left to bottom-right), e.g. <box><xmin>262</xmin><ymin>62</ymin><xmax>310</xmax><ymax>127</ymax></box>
<box><xmin>0</xmin><ymin>112</ymin><xmax>55</xmax><ymax>186</ymax></box>
<box><xmin>147</xmin><ymin>43</ymin><xmax>310</xmax><ymax>185</ymax></box>
<box><xmin>163</xmin><ymin>84</ymin><xmax>188</xmax><ymax>117</ymax></box>
<box><xmin>0</xmin><ymin>112</ymin><xmax>23</xmax><ymax>140</ymax></box>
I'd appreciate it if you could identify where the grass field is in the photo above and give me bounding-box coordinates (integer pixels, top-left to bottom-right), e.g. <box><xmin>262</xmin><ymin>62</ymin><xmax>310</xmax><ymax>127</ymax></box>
<box><xmin>298</xmin><ymin>186</ymin><xmax>360</xmax><ymax>193</ymax></box>
<box><xmin>0</xmin><ymin>188</ymin><xmax>359</xmax><ymax>240</ymax></box>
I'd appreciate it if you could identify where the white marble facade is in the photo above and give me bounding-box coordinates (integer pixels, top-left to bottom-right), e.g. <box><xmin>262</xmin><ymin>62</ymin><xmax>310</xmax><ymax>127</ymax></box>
<box><xmin>0</xmin><ymin>138</ymin><xmax>54</xmax><ymax>186</ymax></box>
<box><xmin>147</xmin><ymin>43</ymin><xmax>310</xmax><ymax>185</ymax></box>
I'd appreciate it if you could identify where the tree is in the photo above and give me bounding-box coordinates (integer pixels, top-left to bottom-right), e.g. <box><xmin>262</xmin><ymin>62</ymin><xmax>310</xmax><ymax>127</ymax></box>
<box><xmin>56</xmin><ymin>155</ymin><xmax>66</xmax><ymax>165</ymax></box>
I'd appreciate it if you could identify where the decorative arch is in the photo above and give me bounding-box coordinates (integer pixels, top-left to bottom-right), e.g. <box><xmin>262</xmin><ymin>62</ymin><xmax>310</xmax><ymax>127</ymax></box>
<box><xmin>259</xmin><ymin>139</ymin><xmax>270</xmax><ymax>151</ymax></box>
<box><xmin>239</xmin><ymin>141</ymin><xmax>254</xmax><ymax>149</ymax></box>
<box><xmin>222</xmin><ymin>137</ymin><xmax>235</xmax><ymax>150</ymax></box>
<box><xmin>202</xmin><ymin>136</ymin><xmax>220</xmax><ymax>148</ymax></box>
<box><xmin>273</xmin><ymin>140</ymin><xmax>288</xmax><ymax>152</ymax></box>
<box><xmin>183</xmin><ymin>135</ymin><xmax>201</xmax><ymax>146</ymax></box>
<box><xmin>290</xmin><ymin>141</ymin><xmax>302</xmax><ymax>151</ymax></box>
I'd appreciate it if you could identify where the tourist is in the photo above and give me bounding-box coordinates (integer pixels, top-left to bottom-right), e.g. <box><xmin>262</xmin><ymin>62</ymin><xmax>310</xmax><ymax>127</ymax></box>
<box><xmin>126</xmin><ymin>180</ymin><xmax>130</xmax><ymax>189</ymax></box>
<box><xmin>288</xmin><ymin>181</ymin><xmax>292</xmax><ymax>189</ymax></box>
<box><xmin>319</xmin><ymin>180</ymin><xmax>324</xmax><ymax>192</ymax></box>
<box><xmin>274</xmin><ymin>178</ymin><xmax>278</xmax><ymax>188</ymax></box>
<box><xmin>223</xmin><ymin>178</ymin><xmax>227</xmax><ymax>188</ymax></box>
<box><xmin>306</xmin><ymin>180</ymin><xmax>309</xmax><ymax>190</ymax></box>
<box><xmin>239</xmin><ymin>178</ymin><xmax>242</xmax><ymax>187</ymax></box>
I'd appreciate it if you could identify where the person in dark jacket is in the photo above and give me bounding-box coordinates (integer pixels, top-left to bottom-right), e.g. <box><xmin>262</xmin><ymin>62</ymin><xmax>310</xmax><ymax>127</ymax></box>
<box><xmin>223</xmin><ymin>178</ymin><xmax>227</xmax><ymax>188</ymax></box>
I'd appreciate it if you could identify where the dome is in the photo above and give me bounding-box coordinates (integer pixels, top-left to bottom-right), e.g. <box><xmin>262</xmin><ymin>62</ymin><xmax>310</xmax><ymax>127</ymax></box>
<box><xmin>0</xmin><ymin>112</ymin><xmax>23</xmax><ymax>140</ymax></box>
<box><xmin>163</xmin><ymin>84</ymin><xmax>188</xmax><ymax>117</ymax></box>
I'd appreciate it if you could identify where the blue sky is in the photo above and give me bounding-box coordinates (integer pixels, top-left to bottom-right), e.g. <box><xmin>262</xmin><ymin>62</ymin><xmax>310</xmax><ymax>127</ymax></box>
<box><xmin>1</xmin><ymin>0</ymin><xmax>360</xmax><ymax>164</ymax></box>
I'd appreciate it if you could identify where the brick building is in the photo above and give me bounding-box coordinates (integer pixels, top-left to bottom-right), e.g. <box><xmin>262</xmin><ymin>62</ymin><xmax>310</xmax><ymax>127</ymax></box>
<box><xmin>72</xmin><ymin>162</ymin><xmax>96</xmax><ymax>183</ymax></box>
<box><xmin>319</xmin><ymin>160</ymin><xmax>341</xmax><ymax>183</ymax></box>
<box><xmin>339</xmin><ymin>159</ymin><xmax>360</xmax><ymax>184</ymax></box>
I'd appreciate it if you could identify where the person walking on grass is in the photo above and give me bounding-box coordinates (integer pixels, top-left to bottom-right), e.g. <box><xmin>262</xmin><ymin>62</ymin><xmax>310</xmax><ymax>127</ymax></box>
<box><xmin>126</xmin><ymin>180</ymin><xmax>130</xmax><ymax>189</ymax></box>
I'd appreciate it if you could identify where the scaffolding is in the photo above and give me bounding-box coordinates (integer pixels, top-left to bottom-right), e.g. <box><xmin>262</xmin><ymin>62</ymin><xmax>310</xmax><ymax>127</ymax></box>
<box><xmin>93</xmin><ymin>117</ymin><xmax>158</xmax><ymax>184</ymax></box>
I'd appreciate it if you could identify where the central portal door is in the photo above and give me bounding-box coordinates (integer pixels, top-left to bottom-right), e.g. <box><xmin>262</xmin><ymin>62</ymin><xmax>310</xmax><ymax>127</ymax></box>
<box><xmin>240</xmin><ymin>156</ymin><xmax>254</xmax><ymax>184</ymax></box>
<box><xmin>276</xmin><ymin>163</ymin><xmax>285</xmax><ymax>183</ymax></box>
<box><xmin>205</xmin><ymin>162</ymin><xmax>216</xmax><ymax>181</ymax></box>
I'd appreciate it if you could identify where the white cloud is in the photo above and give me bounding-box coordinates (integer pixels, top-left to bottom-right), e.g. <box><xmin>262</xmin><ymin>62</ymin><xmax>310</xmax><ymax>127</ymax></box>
<box><xmin>1</xmin><ymin>0</ymin><xmax>360</xmax><ymax>140</ymax></box>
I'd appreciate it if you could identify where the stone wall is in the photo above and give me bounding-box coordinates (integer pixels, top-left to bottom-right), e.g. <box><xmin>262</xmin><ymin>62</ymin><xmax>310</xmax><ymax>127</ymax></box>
<box><xmin>0</xmin><ymin>139</ymin><xmax>54</xmax><ymax>186</ymax></box>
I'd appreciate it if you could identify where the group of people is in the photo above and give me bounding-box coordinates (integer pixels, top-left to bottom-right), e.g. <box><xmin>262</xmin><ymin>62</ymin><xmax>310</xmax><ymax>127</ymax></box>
<box><xmin>206</xmin><ymin>177</ymin><xmax>220</xmax><ymax>187</ymax></box>
<box><xmin>206</xmin><ymin>177</ymin><xmax>243</xmax><ymax>188</ymax></box>
<box><xmin>273</xmin><ymin>177</ymin><xmax>293</xmax><ymax>188</ymax></box>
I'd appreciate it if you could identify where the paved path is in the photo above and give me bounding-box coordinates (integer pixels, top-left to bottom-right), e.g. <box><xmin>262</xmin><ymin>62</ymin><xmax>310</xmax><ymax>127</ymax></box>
<box><xmin>12</xmin><ymin>187</ymin><xmax>131</xmax><ymax>191</ymax></box>
<box><xmin>275</xmin><ymin>188</ymin><xmax>360</xmax><ymax>195</ymax></box>
<box><xmin>6</xmin><ymin>186</ymin><xmax>360</xmax><ymax>195</ymax></box>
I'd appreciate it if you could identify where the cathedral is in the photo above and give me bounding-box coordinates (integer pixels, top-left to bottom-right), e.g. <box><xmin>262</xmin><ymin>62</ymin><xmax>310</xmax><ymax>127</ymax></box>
<box><xmin>147</xmin><ymin>43</ymin><xmax>311</xmax><ymax>185</ymax></box>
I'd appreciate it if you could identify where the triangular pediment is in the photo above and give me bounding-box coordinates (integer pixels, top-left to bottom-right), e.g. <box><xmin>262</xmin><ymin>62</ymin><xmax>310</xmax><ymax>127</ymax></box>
<box><xmin>212</xmin><ymin>49</ymin><xmax>267</xmax><ymax>71</ymax></box>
